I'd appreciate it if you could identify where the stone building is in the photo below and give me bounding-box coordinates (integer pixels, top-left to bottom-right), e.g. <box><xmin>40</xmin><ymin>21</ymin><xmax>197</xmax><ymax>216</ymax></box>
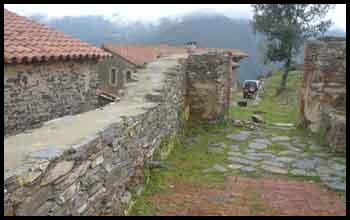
<box><xmin>99</xmin><ymin>43</ymin><xmax>189</xmax><ymax>97</ymax></box>
<box><xmin>4</xmin><ymin>9</ymin><xmax>111</xmax><ymax>136</ymax></box>
<box><xmin>99</xmin><ymin>44</ymin><xmax>138</xmax><ymax>96</ymax></box>
<box><xmin>300</xmin><ymin>36</ymin><xmax>346</xmax><ymax>153</ymax></box>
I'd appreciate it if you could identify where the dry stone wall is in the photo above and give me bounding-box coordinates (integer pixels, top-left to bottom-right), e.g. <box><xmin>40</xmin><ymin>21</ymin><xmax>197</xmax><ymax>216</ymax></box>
<box><xmin>185</xmin><ymin>52</ymin><xmax>233</xmax><ymax>121</ymax></box>
<box><xmin>4</xmin><ymin>60</ymin><xmax>186</xmax><ymax>216</ymax></box>
<box><xmin>4</xmin><ymin>60</ymin><xmax>100</xmax><ymax>137</ymax></box>
<box><xmin>300</xmin><ymin>37</ymin><xmax>346</xmax><ymax>153</ymax></box>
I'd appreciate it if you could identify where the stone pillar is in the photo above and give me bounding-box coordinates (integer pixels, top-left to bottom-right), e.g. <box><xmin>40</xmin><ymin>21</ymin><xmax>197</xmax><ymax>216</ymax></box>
<box><xmin>300</xmin><ymin>36</ymin><xmax>346</xmax><ymax>153</ymax></box>
<box><xmin>184</xmin><ymin>52</ymin><xmax>233</xmax><ymax>121</ymax></box>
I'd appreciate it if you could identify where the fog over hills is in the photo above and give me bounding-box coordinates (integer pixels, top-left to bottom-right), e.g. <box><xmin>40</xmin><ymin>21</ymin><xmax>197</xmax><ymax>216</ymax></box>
<box><xmin>31</xmin><ymin>13</ymin><xmax>345</xmax><ymax>81</ymax></box>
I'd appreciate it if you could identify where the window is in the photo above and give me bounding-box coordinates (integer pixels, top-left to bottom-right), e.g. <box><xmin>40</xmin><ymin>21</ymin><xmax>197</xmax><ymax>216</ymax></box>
<box><xmin>110</xmin><ymin>68</ymin><xmax>117</xmax><ymax>85</ymax></box>
<box><xmin>126</xmin><ymin>70</ymin><xmax>131</xmax><ymax>82</ymax></box>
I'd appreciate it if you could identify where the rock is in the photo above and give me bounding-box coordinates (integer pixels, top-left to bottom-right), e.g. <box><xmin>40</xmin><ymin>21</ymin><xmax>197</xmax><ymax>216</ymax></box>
<box><xmin>29</xmin><ymin>147</ymin><xmax>64</xmax><ymax>160</ymax></box>
<box><xmin>208</xmin><ymin>148</ymin><xmax>225</xmax><ymax>154</ymax></box>
<box><xmin>271</xmin><ymin>123</ymin><xmax>294</xmax><ymax>127</ymax></box>
<box><xmin>55</xmin><ymin>161</ymin><xmax>91</xmax><ymax>189</ymax></box>
<box><xmin>32</xmin><ymin>201</ymin><xmax>56</xmax><ymax>216</ymax></box>
<box><xmin>228</xmin><ymin>144</ymin><xmax>240</xmax><ymax>151</ymax></box>
<box><xmin>305</xmin><ymin>171</ymin><xmax>318</xmax><ymax>177</ymax></box>
<box><xmin>70</xmin><ymin>191</ymin><xmax>89</xmax><ymax>215</ymax></box>
<box><xmin>271</xmin><ymin>136</ymin><xmax>290</xmax><ymax>142</ymax></box>
<box><xmin>228</xmin><ymin>157</ymin><xmax>258</xmax><ymax>166</ymax></box>
<box><xmin>328</xmin><ymin>160</ymin><xmax>346</xmax><ymax>171</ymax></box>
<box><xmin>38</xmin><ymin>160</ymin><xmax>51</xmax><ymax>172</ymax></box>
<box><xmin>240</xmin><ymin>155</ymin><xmax>264</xmax><ymax>161</ymax></box>
<box><xmin>276</xmin><ymin>157</ymin><xmax>295</xmax><ymax>163</ymax></box>
<box><xmin>292</xmin><ymin>158</ymin><xmax>320</xmax><ymax>170</ymax></box>
<box><xmin>228</xmin><ymin>164</ymin><xmax>244</xmax><ymax>170</ymax></box>
<box><xmin>147</xmin><ymin>161</ymin><xmax>163</xmax><ymax>169</ymax></box>
<box><xmin>239</xmin><ymin>166</ymin><xmax>256</xmax><ymax>173</ymax></box>
<box><xmin>324</xmin><ymin>180</ymin><xmax>346</xmax><ymax>191</ymax></box>
<box><xmin>41</xmin><ymin>161</ymin><xmax>74</xmax><ymax>186</ymax></box>
<box><xmin>58</xmin><ymin>182</ymin><xmax>80</xmax><ymax>204</ymax></box>
<box><xmin>245</xmin><ymin>149</ymin><xmax>256</xmax><ymax>153</ymax></box>
<box><xmin>226</xmin><ymin>131</ymin><xmax>251</xmax><ymax>141</ymax></box>
<box><xmin>203</xmin><ymin>164</ymin><xmax>227</xmax><ymax>173</ymax></box>
<box><xmin>87</xmin><ymin>187</ymin><xmax>106</xmax><ymax>203</ymax></box>
<box><xmin>261</xmin><ymin>165</ymin><xmax>288</xmax><ymax>175</ymax></box>
<box><xmin>248</xmin><ymin>141</ymin><xmax>268</xmax><ymax>150</ymax></box>
<box><xmin>251</xmin><ymin>114</ymin><xmax>264</xmax><ymax>123</ymax></box>
<box><xmin>262</xmin><ymin>160</ymin><xmax>286</xmax><ymax>168</ymax></box>
<box><xmin>77</xmin><ymin>203</ymin><xmax>88</xmax><ymax>215</ymax></box>
<box><xmin>315</xmin><ymin>166</ymin><xmax>332</xmax><ymax>176</ymax></box>
<box><xmin>16</xmin><ymin>186</ymin><xmax>53</xmax><ymax>215</ymax></box>
<box><xmin>290</xmin><ymin>169</ymin><xmax>307</xmax><ymax>176</ymax></box>
<box><xmin>121</xmin><ymin>191</ymin><xmax>132</xmax><ymax>204</ymax></box>
<box><xmin>228</xmin><ymin>151</ymin><xmax>242</xmax><ymax>157</ymax></box>
<box><xmin>248</xmin><ymin>152</ymin><xmax>276</xmax><ymax>159</ymax></box>
<box><xmin>18</xmin><ymin>171</ymin><xmax>42</xmax><ymax>186</ymax></box>
<box><xmin>326</xmin><ymin>113</ymin><xmax>346</xmax><ymax>153</ymax></box>
<box><xmin>88</xmin><ymin>182</ymin><xmax>104</xmax><ymax>197</ymax></box>
<box><xmin>208</xmin><ymin>142</ymin><xmax>226</xmax><ymax>148</ymax></box>
<box><xmin>184</xmin><ymin>137</ymin><xmax>198</xmax><ymax>146</ymax></box>
<box><xmin>286</xmin><ymin>146</ymin><xmax>303</xmax><ymax>152</ymax></box>
<box><xmin>91</xmin><ymin>155</ymin><xmax>104</xmax><ymax>168</ymax></box>
<box><xmin>293</xmin><ymin>142</ymin><xmax>307</xmax><ymax>149</ymax></box>
<box><xmin>212</xmin><ymin>164</ymin><xmax>228</xmax><ymax>172</ymax></box>
<box><xmin>278</xmin><ymin>150</ymin><xmax>299</xmax><ymax>157</ymax></box>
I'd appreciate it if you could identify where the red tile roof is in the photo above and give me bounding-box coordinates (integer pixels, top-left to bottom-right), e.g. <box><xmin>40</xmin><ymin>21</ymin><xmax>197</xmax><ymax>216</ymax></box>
<box><xmin>103</xmin><ymin>43</ymin><xmax>248</xmax><ymax>66</ymax></box>
<box><xmin>4</xmin><ymin>8</ymin><xmax>111</xmax><ymax>64</ymax></box>
<box><xmin>102</xmin><ymin>44</ymin><xmax>160</xmax><ymax>66</ymax></box>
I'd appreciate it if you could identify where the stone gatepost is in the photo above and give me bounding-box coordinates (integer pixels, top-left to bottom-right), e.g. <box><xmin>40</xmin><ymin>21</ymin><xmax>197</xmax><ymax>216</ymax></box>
<box><xmin>184</xmin><ymin>52</ymin><xmax>234</xmax><ymax>122</ymax></box>
<box><xmin>300</xmin><ymin>36</ymin><xmax>346</xmax><ymax>153</ymax></box>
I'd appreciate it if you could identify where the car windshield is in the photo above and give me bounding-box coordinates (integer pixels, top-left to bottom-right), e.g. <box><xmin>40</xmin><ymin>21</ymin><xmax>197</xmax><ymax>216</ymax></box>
<box><xmin>244</xmin><ymin>81</ymin><xmax>257</xmax><ymax>87</ymax></box>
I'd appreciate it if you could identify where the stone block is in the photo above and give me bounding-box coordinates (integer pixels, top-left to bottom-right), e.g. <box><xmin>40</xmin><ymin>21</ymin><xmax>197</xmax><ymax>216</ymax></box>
<box><xmin>41</xmin><ymin>161</ymin><xmax>74</xmax><ymax>186</ymax></box>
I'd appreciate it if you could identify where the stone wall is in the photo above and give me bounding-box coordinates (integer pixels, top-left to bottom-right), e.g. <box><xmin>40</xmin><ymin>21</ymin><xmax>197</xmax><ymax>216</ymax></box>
<box><xmin>4</xmin><ymin>59</ymin><xmax>100</xmax><ymax>137</ymax></box>
<box><xmin>300</xmin><ymin>36</ymin><xmax>346</xmax><ymax>153</ymax></box>
<box><xmin>4</xmin><ymin>52</ymin><xmax>247</xmax><ymax>216</ymax></box>
<box><xmin>4</xmin><ymin>59</ymin><xmax>186</xmax><ymax>216</ymax></box>
<box><xmin>184</xmin><ymin>52</ymin><xmax>233</xmax><ymax>121</ymax></box>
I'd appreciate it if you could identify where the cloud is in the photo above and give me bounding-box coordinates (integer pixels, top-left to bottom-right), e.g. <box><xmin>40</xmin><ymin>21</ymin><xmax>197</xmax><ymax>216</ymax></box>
<box><xmin>4</xmin><ymin>4</ymin><xmax>346</xmax><ymax>30</ymax></box>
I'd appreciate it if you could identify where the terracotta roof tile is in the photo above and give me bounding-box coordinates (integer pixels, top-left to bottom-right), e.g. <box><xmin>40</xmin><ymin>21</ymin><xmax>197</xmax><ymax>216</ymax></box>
<box><xmin>4</xmin><ymin>8</ymin><xmax>111</xmax><ymax>64</ymax></box>
<box><xmin>103</xmin><ymin>43</ymin><xmax>248</xmax><ymax>65</ymax></box>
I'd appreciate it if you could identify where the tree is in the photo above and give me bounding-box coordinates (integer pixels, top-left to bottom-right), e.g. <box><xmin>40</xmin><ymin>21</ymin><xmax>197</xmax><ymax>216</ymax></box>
<box><xmin>251</xmin><ymin>4</ymin><xmax>334</xmax><ymax>94</ymax></box>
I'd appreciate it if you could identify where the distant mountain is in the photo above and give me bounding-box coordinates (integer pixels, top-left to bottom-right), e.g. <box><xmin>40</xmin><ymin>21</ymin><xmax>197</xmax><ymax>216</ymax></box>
<box><xmin>30</xmin><ymin>13</ymin><xmax>345</xmax><ymax>81</ymax></box>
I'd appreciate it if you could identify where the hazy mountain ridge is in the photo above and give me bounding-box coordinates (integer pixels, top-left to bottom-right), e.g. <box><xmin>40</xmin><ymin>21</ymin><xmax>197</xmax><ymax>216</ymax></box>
<box><xmin>30</xmin><ymin>14</ymin><xmax>345</xmax><ymax>81</ymax></box>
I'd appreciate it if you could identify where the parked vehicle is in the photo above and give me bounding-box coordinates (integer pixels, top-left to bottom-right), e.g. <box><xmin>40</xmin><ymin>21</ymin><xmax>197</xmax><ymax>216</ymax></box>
<box><xmin>243</xmin><ymin>80</ymin><xmax>260</xmax><ymax>99</ymax></box>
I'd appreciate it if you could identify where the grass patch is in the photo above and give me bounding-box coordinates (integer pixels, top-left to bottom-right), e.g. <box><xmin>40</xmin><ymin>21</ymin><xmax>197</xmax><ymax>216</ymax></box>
<box><xmin>230</xmin><ymin>70</ymin><xmax>303</xmax><ymax>124</ymax></box>
<box><xmin>267</xmin><ymin>143</ymin><xmax>288</xmax><ymax>153</ymax></box>
<box><xmin>131</xmin><ymin>121</ymin><xmax>239</xmax><ymax>215</ymax></box>
<box><xmin>286</xmin><ymin>173</ymin><xmax>322</xmax><ymax>183</ymax></box>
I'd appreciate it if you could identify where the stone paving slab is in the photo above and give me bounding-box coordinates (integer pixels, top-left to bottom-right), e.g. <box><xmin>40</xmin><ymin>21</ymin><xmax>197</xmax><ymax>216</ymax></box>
<box><xmin>226</xmin><ymin>131</ymin><xmax>251</xmax><ymax>141</ymax></box>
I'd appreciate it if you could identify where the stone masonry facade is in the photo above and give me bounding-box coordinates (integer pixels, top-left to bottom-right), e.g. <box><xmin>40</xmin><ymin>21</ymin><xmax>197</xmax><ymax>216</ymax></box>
<box><xmin>4</xmin><ymin>59</ymin><xmax>100</xmax><ymax>137</ymax></box>
<box><xmin>185</xmin><ymin>52</ymin><xmax>234</xmax><ymax>122</ymax></box>
<box><xmin>300</xmin><ymin>37</ymin><xmax>346</xmax><ymax>153</ymax></box>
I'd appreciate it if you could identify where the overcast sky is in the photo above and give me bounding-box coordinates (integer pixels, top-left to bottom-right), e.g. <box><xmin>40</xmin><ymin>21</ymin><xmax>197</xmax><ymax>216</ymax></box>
<box><xmin>4</xmin><ymin>4</ymin><xmax>346</xmax><ymax>30</ymax></box>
